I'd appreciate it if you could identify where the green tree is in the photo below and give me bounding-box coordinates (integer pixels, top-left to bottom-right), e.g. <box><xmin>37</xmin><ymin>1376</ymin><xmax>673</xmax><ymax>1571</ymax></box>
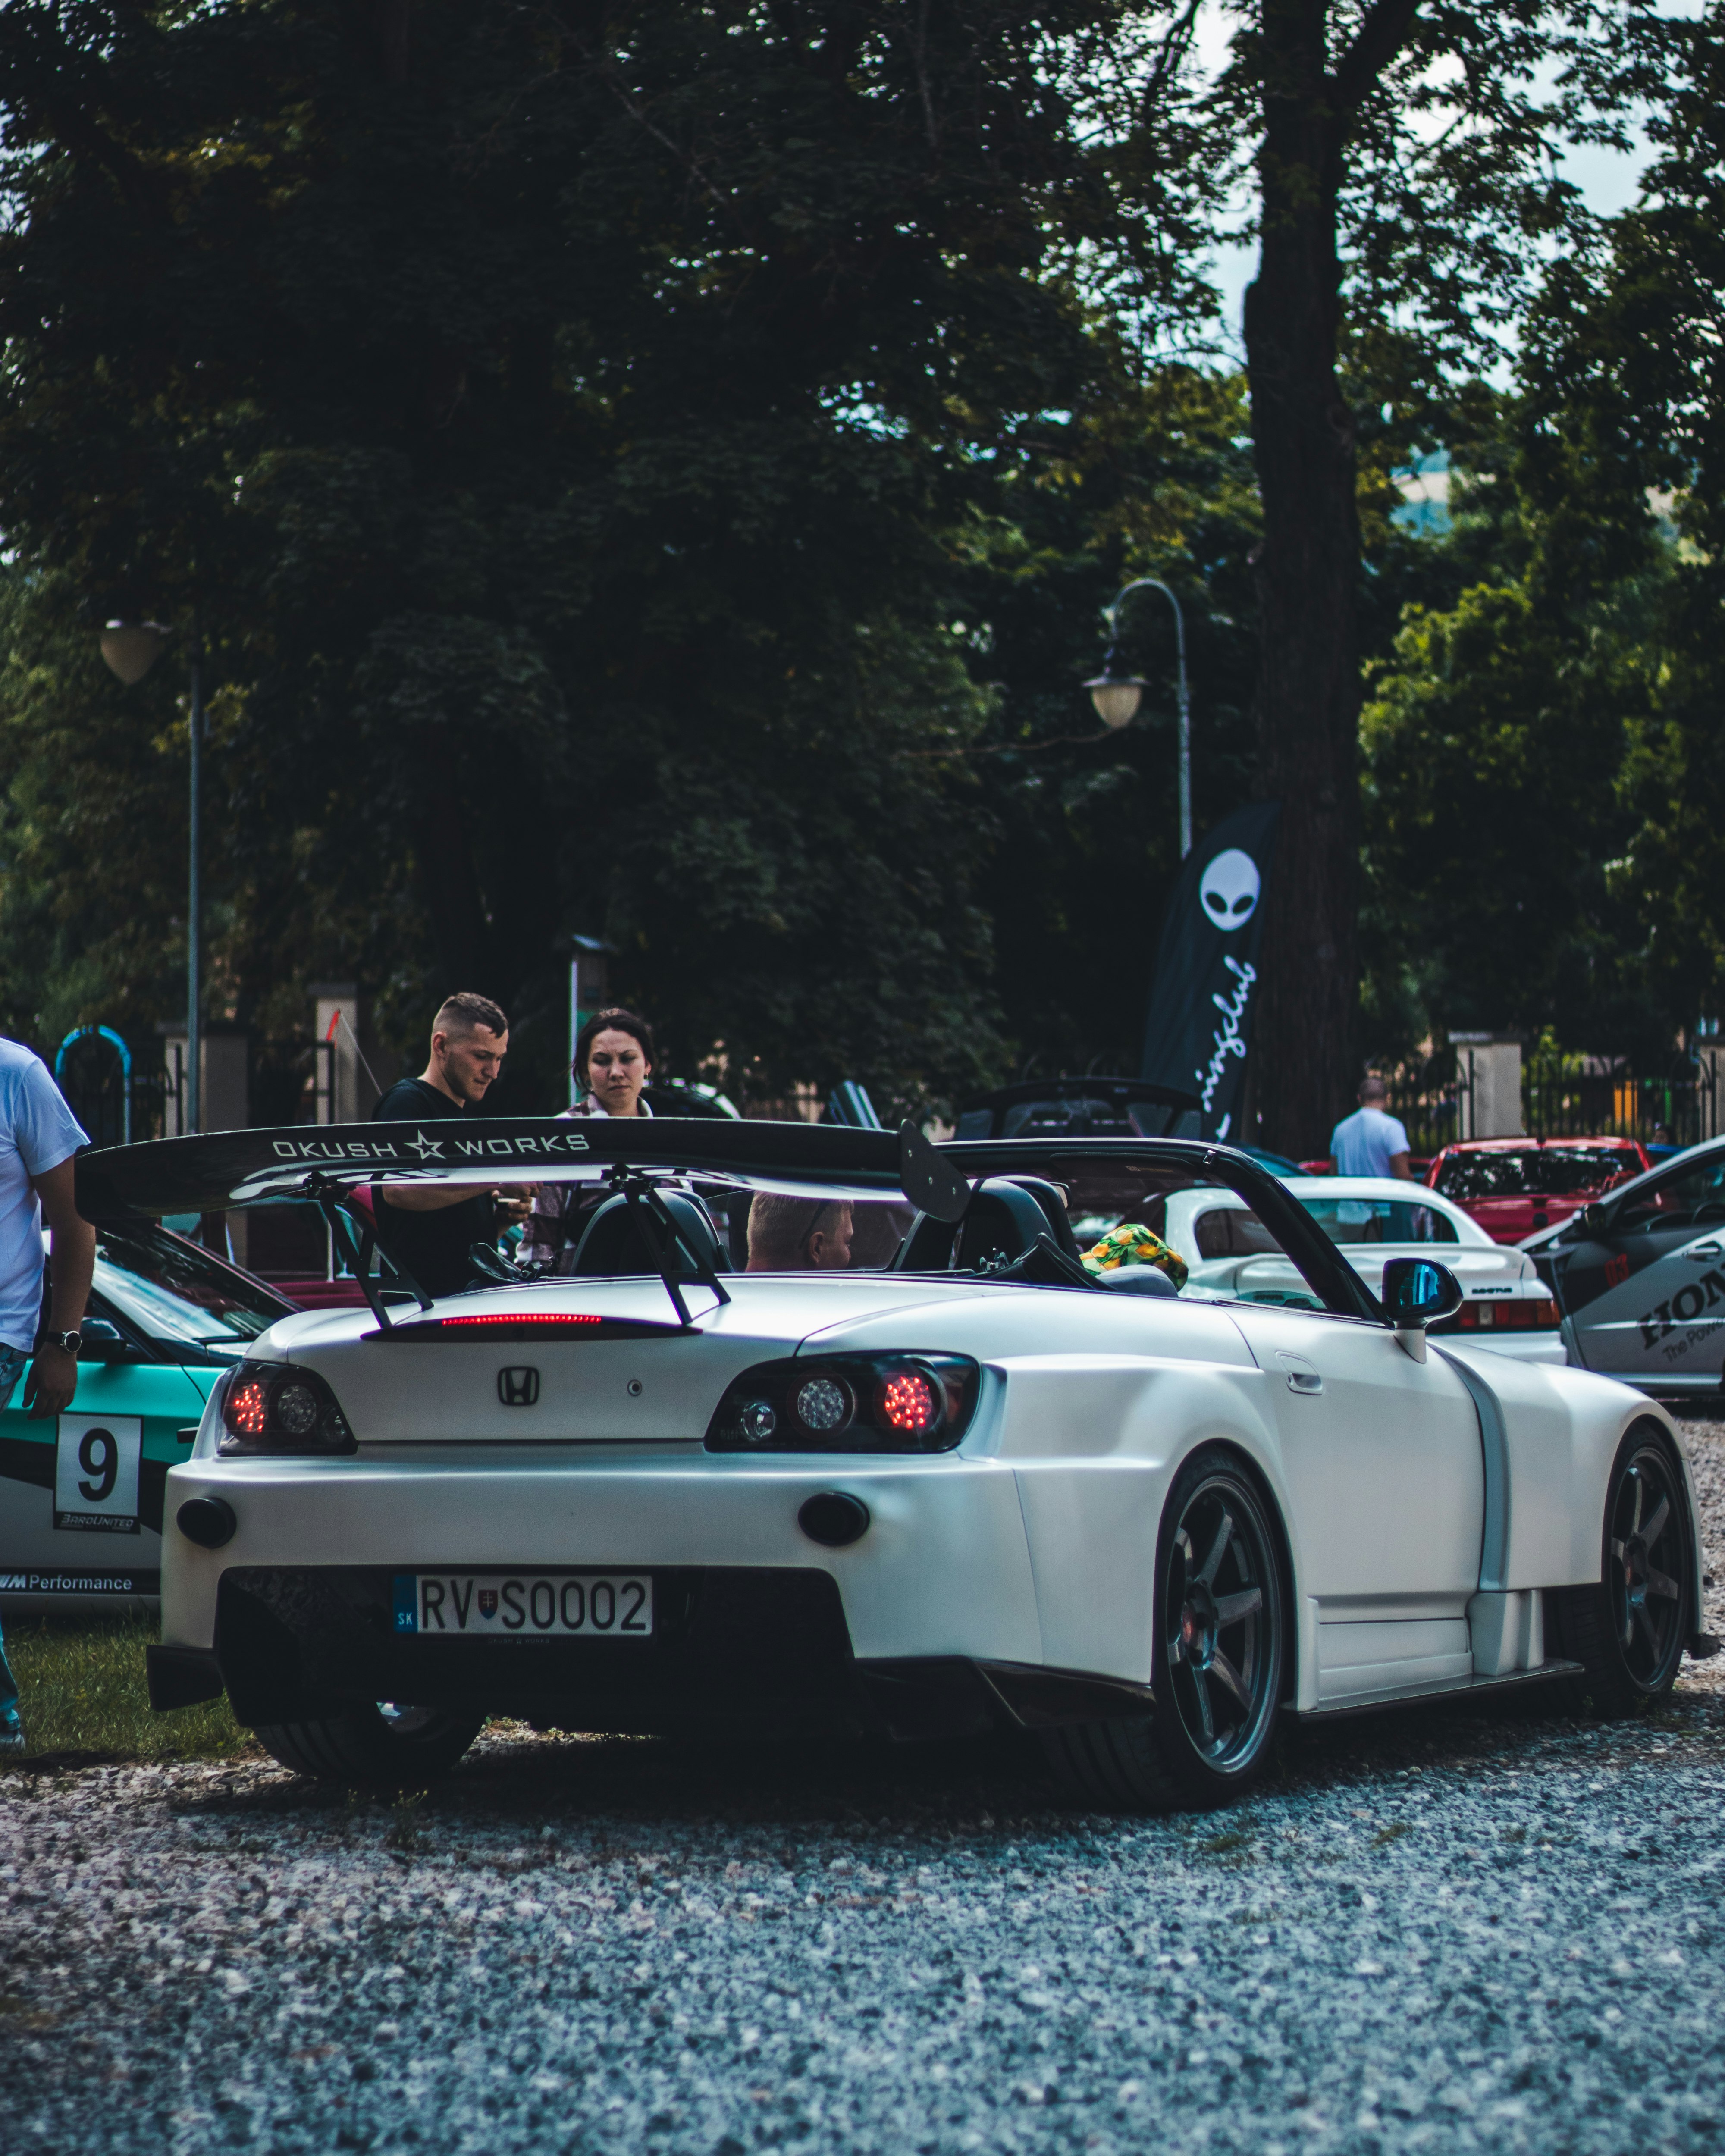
<box><xmin>1516</xmin><ymin>3</ymin><xmax>1725</xmax><ymax>1036</ymax></box>
<box><xmin>0</xmin><ymin>0</ymin><xmax>1177</xmax><ymax>1112</ymax></box>
<box><xmin>1358</xmin><ymin>3</ymin><xmax>1725</xmax><ymax>1066</ymax></box>
<box><xmin>1361</xmin><ymin>567</ymin><xmax>1670</xmax><ymax>1059</ymax></box>
<box><xmin>949</xmin><ymin>367</ymin><xmax>1264</xmax><ymax>1075</ymax></box>
<box><xmin>1128</xmin><ymin>0</ymin><xmax>1678</xmax><ymax>1146</ymax></box>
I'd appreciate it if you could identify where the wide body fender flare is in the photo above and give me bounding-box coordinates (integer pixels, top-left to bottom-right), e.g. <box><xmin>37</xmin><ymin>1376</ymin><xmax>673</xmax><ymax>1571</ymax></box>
<box><xmin>995</xmin><ymin>1356</ymin><xmax>1299</xmax><ymax>1693</ymax></box>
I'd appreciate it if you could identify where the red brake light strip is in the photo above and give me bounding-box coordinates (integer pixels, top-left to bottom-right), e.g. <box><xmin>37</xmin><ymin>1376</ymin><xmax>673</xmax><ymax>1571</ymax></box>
<box><xmin>436</xmin><ymin>1314</ymin><xmax>602</xmax><ymax>1330</ymax></box>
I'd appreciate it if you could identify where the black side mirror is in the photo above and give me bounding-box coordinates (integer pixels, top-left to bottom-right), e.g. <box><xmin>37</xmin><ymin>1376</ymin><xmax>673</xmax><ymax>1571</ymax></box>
<box><xmin>1581</xmin><ymin>1202</ymin><xmax>1611</xmax><ymax>1237</ymax></box>
<box><xmin>78</xmin><ymin>1316</ymin><xmax>134</xmax><ymax>1363</ymax></box>
<box><xmin>1382</xmin><ymin>1257</ymin><xmax>1464</xmax><ymax>1338</ymax></box>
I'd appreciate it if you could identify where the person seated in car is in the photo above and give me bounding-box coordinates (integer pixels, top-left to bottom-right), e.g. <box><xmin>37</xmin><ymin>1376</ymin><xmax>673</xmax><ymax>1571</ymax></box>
<box><xmin>746</xmin><ymin>1194</ymin><xmax>854</xmax><ymax>1271</ymax></box>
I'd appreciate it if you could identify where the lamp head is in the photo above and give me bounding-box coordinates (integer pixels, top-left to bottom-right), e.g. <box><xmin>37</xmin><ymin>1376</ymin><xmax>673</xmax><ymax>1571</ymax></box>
<box><xmin>1084</xmin><ymin>655</ymin><xmax>1145</xmax><ymax>730</ymax></box>
<box><xmin>99</xmin><ymin>622</ymin><xmax>171</xmax><ymax>686</ymax></box>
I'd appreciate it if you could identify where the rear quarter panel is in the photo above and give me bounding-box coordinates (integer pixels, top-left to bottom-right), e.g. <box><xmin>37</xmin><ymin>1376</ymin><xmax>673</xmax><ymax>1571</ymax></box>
<box><xmin>1440</xmin><ymin>1346</ymin><xmax>1690</xmax><ymax>1589</ymax></box>
<box><xmin>994</xmin><ymin>1348</ymin><xmax>1288</xmax><ymax>1686</ymax></box>
<box><xmin>725</xmin><ymin>1288</ymin><xmax>1292</xmax><ymax>1690</ymax></box>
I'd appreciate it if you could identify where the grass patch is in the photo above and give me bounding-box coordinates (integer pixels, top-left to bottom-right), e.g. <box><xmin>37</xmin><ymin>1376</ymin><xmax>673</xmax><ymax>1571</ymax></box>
<box><xmin>3</xmin><ymin>1616</ymin><xmax>251</xmax><ymax>1763</ymax></box>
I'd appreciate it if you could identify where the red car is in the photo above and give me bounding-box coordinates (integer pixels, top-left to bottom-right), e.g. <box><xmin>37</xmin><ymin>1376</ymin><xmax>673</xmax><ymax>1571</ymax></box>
<box><xmin>1425</xmin><ymin>1137</ymin><xmax>1650</xmax><ymax>1244</ymax></box>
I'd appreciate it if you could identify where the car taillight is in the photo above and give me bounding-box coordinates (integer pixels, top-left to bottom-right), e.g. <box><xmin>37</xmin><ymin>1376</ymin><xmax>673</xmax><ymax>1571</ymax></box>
<box><xmin>218</xmin><ymin>1362</ymin><xmax>356</xmax><ymax>1457</ymax></box>
<box><xmin>706</xmin><ymin>1354</ymin><xmax>980</xmax><ymax>1454</ymax></box>
<box><xmin>1454</xmin><ymin>1298</ymin><xmax>1560</xmax><ymax>1332</ymax></box>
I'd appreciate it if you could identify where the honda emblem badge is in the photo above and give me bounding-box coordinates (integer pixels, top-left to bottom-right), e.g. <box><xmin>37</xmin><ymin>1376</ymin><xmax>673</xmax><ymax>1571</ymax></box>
<box><xmin>497</xmin><ymin>1367</ymin><xmax>540</xmax><ymax>1407</ymax></box>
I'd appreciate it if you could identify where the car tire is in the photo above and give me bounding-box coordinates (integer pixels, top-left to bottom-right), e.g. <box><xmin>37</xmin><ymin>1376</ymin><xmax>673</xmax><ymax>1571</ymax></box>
<box><xmin>1546</xmin><ymin>1419</ymin><xmax>1692</xmax><ymax>1717</ymax></box>
<box><xmin>1042</xmin><ymin>1446</ymin><xmax>1287</xmax><ymax>1812</ymax></box>
<box><xmin>254</xmin><ymin>1703</ymin><xmax>485</xmax><ymax>1788</ymax></box>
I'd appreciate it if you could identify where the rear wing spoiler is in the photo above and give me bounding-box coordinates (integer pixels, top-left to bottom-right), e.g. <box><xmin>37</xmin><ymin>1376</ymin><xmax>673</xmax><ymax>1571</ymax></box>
<box><xmin>72</xmin><ymin>1116</ymin><xmax>972</xmax><ymax>1227</ymax></box>
<box><xmin>71</xmin><ymin>1117</ymin><xmax>1379</xmax><ymax>1331</ymax></box>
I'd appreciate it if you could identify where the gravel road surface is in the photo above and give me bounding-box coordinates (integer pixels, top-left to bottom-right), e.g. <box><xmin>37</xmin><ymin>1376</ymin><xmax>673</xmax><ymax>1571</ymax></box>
<box><xmin>3</xmin><ymin>1411</ymin><xmax>1724</xmax><ymax>2156</ymax></box>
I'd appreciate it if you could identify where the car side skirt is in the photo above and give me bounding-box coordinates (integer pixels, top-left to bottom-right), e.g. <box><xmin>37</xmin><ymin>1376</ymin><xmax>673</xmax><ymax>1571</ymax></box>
<box><xmin>1294</xmin><ymin>1657</ymin><xmax>1584</xmax><ymax>1722</ymax></box>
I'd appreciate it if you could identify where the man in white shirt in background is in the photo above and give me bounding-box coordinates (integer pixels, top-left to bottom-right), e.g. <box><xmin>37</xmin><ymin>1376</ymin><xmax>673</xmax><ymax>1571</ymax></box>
<box><xmin>0</xmin><ymin>1040</ymin><xmax>96</xmax><ymax>1754</ymax></box>
<box><xmin>1330</xmin><ymin>1075</ymin><xmax>1414</xmax><ymax>1181</ymax></box>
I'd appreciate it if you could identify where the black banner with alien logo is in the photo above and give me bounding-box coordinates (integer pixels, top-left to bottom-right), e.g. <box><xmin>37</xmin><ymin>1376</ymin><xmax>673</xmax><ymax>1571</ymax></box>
<box><xmin>1139</xmin><ymin>802</ymin><xmax>1281</xmax><ymax>1143</ymax></box>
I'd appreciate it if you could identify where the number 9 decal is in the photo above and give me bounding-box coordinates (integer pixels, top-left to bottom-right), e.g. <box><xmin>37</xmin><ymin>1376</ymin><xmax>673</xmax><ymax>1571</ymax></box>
<box><xmin>77</xmin><ymin>1426</ymin><xmax>118</xmax><ymax>1504</ymax></box>
<box><xmin>54</xmin><ymin>1415</ymin><xmax>142</xmax><ymax>1534</ymax></box>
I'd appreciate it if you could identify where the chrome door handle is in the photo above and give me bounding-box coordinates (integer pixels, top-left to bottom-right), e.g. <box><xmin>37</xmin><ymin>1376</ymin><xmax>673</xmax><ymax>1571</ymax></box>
<box><xmin>1273</xmin><ymin>1351</ymin><xmax>1323</xmax><ymax>1395</ymax></box>
<box><xmin>1689</xmin><ymin>1243</ymin><xmax>1724</xmax><ymax>1260</ymax></box>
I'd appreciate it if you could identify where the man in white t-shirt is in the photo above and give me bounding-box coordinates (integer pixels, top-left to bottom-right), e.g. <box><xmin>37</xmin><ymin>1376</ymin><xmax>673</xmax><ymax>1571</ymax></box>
<box><xmin>0</xmin><ymin>1043</ymin><xmax>95</xmax><ymax>1754</ymax></box>
<box><xmin>1330</xmin><ymin>1076</ymin><xmax>1414</xmax><ymax>1181</ymax></box>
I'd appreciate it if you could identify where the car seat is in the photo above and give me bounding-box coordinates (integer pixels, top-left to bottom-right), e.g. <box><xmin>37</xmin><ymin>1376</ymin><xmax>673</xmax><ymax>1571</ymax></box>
<box><xmin>893</xmin><ymin>1177</ymin><xmax>1080</xmax><ymax>1273</ymax></box>
<box><xmin>569</xmin><ymin>1191</ymin><xmax>732</xmax><ymax>1277</ymax></box>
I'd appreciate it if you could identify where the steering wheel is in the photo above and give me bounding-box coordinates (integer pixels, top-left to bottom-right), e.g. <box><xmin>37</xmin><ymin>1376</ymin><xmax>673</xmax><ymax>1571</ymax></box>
<box><xmin>1694</xmin><ymin>1200</ymin><xmax>1725</xmax><ymax>1226</ymax></box>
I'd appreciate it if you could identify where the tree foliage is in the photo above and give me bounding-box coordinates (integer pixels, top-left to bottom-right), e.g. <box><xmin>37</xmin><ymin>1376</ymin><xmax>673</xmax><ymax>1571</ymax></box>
<box><xmin>0</xmin><ymin>0</ymin><xmax>1172</xmax><ymax>1111</ymax></box>
<box><xmin>0</xmin><ymin>0</ymin><xmax>1716</xmax><ymax>1135</ymax></box>
<box><xmin>1360</xmin><ymin>5</ymin><xmax>1725</xmax><ymax>1069</ymax></box>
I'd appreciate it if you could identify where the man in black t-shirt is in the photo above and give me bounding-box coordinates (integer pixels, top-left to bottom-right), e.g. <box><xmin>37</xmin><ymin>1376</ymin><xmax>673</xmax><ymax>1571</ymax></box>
<box><xmin>370</xmin><ymin>991</ymin><xmax>531</xmax><ymax>1297</ymax></box>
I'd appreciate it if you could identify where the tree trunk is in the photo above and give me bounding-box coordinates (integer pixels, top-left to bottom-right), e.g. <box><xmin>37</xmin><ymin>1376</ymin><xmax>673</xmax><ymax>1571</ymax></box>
<box><xmin>1242</xmin><ymin>0</ymin><xmax>1362</xmax><ymax>1158</ymax></box>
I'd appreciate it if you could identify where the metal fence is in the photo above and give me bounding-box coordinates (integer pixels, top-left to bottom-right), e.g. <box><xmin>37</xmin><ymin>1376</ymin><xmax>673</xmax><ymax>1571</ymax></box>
<box><xmin>1378</xmin><ymin>1049</ymin><xmax>1719</xmax><ymax>1157</ymax></box>
<box><xmin>55</xmin><ymin>1030</ymin><xmax>185</xmax><ymax>1148</ymax></box>
<box><xmin>1522</xmin><ymin>1061</ymin><xmax>1717</xmax><ymax>1150</ymax></box>
<box><xmin>1382</xmin><ymin>1051</ymin><xmax>1474</xmax><ymax>1159</ymax></box>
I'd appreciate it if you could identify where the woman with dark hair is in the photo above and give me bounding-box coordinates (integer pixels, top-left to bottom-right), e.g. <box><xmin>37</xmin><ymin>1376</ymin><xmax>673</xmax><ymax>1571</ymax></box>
<box><xmin>574</xmin><ymin>1008</ymin><xmax>655</xmax><ymax>1119</ymax></box>
<box><xmin>520</xmin><ymin>1007</ymin><xmax>657</xmax><ymax>1272</ymax></box>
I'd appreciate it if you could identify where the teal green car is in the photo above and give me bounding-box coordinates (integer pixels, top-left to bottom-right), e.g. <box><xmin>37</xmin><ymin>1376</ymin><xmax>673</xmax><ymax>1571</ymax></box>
<box><xmin>0</xmin><ymin>1223</ymin><xmax>292</xmax><ymax>1613</ymax></box>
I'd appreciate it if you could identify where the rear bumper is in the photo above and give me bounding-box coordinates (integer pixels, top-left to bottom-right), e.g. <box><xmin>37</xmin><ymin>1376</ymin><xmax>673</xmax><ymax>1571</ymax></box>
<box><xmin>159</xmin><ymin>1449</ymin><xmax>1044</xmax><ymax>1673</ymax></box>
<box><xmin>148</xmin><ymin>1567</ymin><xmax>1155</xmax><ymax>1742</ymax></box>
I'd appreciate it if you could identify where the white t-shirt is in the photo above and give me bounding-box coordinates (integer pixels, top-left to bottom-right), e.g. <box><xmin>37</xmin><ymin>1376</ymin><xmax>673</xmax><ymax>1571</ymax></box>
<box><xmin>0</xmin><ymin>1042</ymin><xmax>90</xmax><ymax>1351</ymax></box>
<box><xmin>1330</xmin><ymin>1105</ymin><xmax>1411</xmax><ymax>1180</ymax></box>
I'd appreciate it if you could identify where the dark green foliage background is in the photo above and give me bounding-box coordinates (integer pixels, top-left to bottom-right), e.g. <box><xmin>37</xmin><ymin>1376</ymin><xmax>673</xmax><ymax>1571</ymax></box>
<box><xmin>0</xmin><ymin>0</ymin><xmax>1168</xmax><ymax>1112</ymax></box>
<box><xmin>3</xmin><ymin>0</ymin><xmax>1725</xmax><ymax>1116</ymax></box>
<box><xmin>1359</xmin><ymin>6</ymin><xmax>1725</xmax><ymax>1071</ymax></box>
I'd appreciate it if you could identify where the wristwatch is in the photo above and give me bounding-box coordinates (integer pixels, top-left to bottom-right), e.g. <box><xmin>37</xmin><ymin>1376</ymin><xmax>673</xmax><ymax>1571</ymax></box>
<box><xmin>43</xmin><ymin>1330</ymin><xmax>82</xmax><ymax>1356</ymax></box>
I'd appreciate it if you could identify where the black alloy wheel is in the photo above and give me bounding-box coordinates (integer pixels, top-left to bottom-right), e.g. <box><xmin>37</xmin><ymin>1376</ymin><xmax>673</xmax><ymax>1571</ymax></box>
<box><xmin>1606</xmin><ymin>1440</ymin><xmax>1689</xmax><ymax>1691</ymax></box>
<box><xmin>1161</xmin><ymin>1463</ymin><xmax>1282</xmax><ymax>1777</ymax></box>
<box><xmin>1547</xmin><ymin>1422</ymin><xmax>1692</xmax><ymax>1715</ymax></box>
<box><xmin>1041</xmin><ymin>1447</ymin><xmax>1286</xmax><ymax>1811</ymax></box>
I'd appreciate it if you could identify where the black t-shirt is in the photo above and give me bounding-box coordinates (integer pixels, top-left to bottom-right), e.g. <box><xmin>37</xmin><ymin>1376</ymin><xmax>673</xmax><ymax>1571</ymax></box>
<box><xmin>370</xmin><ymin>1077</ymin><xmax>495</xmax><ymax>1299</ymax></box>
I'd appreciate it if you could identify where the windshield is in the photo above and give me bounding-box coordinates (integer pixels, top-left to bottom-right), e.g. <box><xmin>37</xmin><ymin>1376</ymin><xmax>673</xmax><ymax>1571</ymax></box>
<box><xmin>1532</xmin><ymin>1148</ymin><xmax>1642</xmax><ymax>1196</ymax></box>
<box><xmin>93</xmin><ymin>1223</ymin><xmax>290</xmax><ymax>1353</ymax></box>
<box><xmin>1300</xmin><ymin>1197</ymin><xmax>1459</xmax><ymax>1245</ymax></box>
<box><xmin>1435</xmin><ymin>1147</ymin><xmax>1637</xmax><ymax>1201</ymax></box>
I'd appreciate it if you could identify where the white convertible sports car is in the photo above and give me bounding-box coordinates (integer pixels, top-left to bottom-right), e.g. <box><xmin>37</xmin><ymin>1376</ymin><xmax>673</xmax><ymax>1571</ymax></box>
<box><xmin>1160</xmin><ymin>1177</ymin><xmax>1566</xmax><ymax>1365</ymax></box>
<box><xmin>75</xmin><ymin>1119</ymin><xmax>1711</xmax><ymax>1813</ymax></box>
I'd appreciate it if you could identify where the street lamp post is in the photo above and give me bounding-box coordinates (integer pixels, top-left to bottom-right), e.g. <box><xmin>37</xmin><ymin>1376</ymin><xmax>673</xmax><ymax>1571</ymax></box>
<box><xmin>187</xmin><ymin>637</ymin><xmax>203</xmax><ymax>1134</ymax></box>
<box><xmin>1083</xmin><ymin>577</ymin><xmax>1193</xmax><ymax>859</ymax></box>
<box><xmin>98</xmin><ymin>618</ymin><xmax>204</xmax><ymax>1132</ymax></box>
